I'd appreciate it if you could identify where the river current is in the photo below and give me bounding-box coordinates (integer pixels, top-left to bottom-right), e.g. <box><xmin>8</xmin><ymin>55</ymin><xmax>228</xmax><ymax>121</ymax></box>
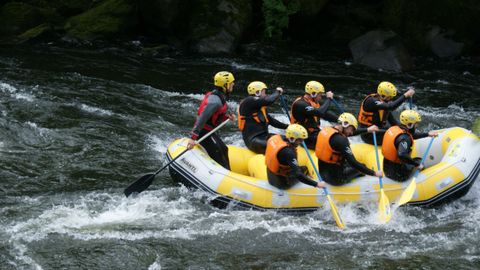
<box><xmin>0</xmin><ymin>45</ymin><xmax>479</xmax><ymax>269</ymax></box>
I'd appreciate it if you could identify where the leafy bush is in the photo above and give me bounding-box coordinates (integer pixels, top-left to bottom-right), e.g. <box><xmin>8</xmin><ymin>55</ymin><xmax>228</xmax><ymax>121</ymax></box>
<box><xmin>262</xmin><ymin>0</ymin><xmax>299</xmax><ymax>40</ymax></box>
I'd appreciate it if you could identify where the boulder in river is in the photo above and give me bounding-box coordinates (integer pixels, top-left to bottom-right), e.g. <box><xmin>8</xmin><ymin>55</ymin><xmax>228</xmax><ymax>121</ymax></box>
<box><xmin>349</xmin><ymin>30</ymin><xmax>413</xmax><ymax>72</ymax></box>
<box><xmin>426</xmin><ymin>26</ymin><xmax>464</xmax><ymax>58</ymax></box>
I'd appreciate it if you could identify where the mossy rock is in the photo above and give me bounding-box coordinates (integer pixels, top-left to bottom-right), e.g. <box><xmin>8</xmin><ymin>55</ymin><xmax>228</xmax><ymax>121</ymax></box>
<box><xmin>16</xmin><ymin>23</ymin><xmax>54</xmax><ymax>43</ymax></box>
<box><xmin>0</xmin><ymin>2</ymin><xmax>45</xmax><ymax>35</ymax></box>
<box><xmin>64</xmin><ymin>0</ymin><xmax>137</xmax><ymax>40</ymax></box>
<box><xmin>473</xmin><ymin>117</ymin><xmax>480</xmax><ymax>137</ymax></box>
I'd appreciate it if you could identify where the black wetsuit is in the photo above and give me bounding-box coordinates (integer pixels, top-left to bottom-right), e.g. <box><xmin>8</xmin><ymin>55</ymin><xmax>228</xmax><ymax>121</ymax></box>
<box><xmin>383</xmin><ymin>128</ymin><xmax>429</xmax><ymax>182</ymax></box>
<box><xmin>291</xmin><ymin>96</ymin><xmax>338</xmax><ymax>149</ymax></box>
<box><xmin>359</xmin><ymin>94</ymin><xmax>407</xmax><ymax>145</ymax></box>
<box><xmin>239</xmin><ymin>91</ymin><xmax>288</xmax><ymax>154</ymax></box>
<box><xmin>267</xmin><ymin>144</ymin><xmax>318</xmax><ymax>190</ymax></box>
<box><xmin>318</xmin><ymin>131</ymin><xmax>375</xmax><ymax>186</ymax></box>
<box><xmin>191</xmin><ymin>89</ymin><xmax>230</xmax><ymax>170</ymax></box>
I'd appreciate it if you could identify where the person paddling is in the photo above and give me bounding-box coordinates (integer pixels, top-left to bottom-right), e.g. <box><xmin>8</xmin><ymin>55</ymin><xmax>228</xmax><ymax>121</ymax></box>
<box><xmin>238</xmin><ymin>81</ymin><xmax>288</xmax><ymax>154</ymax></box>
<box><xmin>382</xmin><ymin>110</ymin><xmax>438</xmax><ymax>181</ymax></box>
<box><xmin>315</xmin><ymin>113</ymin><xmax>383</xmax><ymax>186</ymax></box>
<box><xmin>357</xmin><ymin>82</ymin><xmax>415</xmax><ymax>145</ymax></box>
<box><xmin>187</xmin><ymin>71</ymin><xmax>236</xmax><ymax>169</ymax></box>
<box><xmin>290</xmin><ymin>81</ymin><xmax>338</xmax><ymax>149</ymax></box>
<box><xmin>265</xmin><ymin>124</ymin><xmax>325</xmax><ymax>190</ymax></box>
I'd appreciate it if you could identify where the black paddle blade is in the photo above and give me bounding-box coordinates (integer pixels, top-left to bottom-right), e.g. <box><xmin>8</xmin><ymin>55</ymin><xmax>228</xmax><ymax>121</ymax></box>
<box><xmin>124</xmin><ymin>173</ymin><xmax>156</xmax><ymax>197</ymax></box>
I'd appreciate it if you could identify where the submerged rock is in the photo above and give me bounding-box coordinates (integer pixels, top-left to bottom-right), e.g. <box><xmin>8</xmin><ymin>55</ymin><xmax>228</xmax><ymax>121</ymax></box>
<box><xmin>349</xmin><ymin>30</ymin><xmax>413</xmax><ymax>72</ymax></box>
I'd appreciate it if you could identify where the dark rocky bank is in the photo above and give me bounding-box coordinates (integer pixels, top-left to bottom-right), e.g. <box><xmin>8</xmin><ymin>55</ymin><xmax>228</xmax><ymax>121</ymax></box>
<box><xmin>0</xmin><ymin>0</ymin><xmax>478</xmax><ymax>72</ymax></box>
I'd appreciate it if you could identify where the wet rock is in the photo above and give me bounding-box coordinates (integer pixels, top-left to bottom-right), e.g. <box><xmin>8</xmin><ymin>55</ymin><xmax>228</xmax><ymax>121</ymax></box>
<box><xmin>189</xmin><ymin>0</ymin><xmax>252</xmax><ymax>54</ymax></box>
<box><xmin>16</xmin><ymin>23</ymin><xmax>55</xmax><ymax>44</ymax></box>
<box><xmin>0</xmin><ymin>2</ymin><xmax>45</xmax><ymax>35</ymax></box>
<box><xmin>349</xmin><ymin>30</ymin><xmax>413</xmax><ymax>72</ymax></box>
<box><xmin>297</xmin><ymin>0</ymin><xmax>329</xmax><ymax>15</ymax></box>
<box><xmin>138</xmin><ymin>0</ymin><xmax>188</xmax><ymax>35</ymax></box>
<box><xmin>64</xmin><ymin>0</ymin><xmax>137</xmax><ymax>40</ymax></box>
<box><xmin>426</xmin><ymin>26</ymin><xmax>464</xmax><ymax>58</ymax></box>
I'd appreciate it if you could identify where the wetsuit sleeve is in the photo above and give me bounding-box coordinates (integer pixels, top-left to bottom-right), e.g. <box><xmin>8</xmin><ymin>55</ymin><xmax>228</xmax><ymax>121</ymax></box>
<box><xmin>312</xmin><ymin>99</ymin><xmax>332</xmax><ymax>117</ymax></box>
<box><xmin>364</xmin><ymin>95</ymin><xmax>406</xmax><ymax>111</ymax></box>
<box><xmin>353</xmin><ymin>128</ymin><xmax>367</xmax><ymax>136</ymax></box>
<box><xmin>331</xmin><ymin>134</ymin><xmax>375</xmax><ymax>176</ymax></box>
<box><xmin>278</xmin><ymin>147</ymin><xmax>319</xmax><ymax>187</ymax></box>
<box><xmin>262</xmin><ymin>90</ymin><xmax>281</xmax><ymax>105</ymax></box>
<box><xmin>412</xmin><ymin>131</ymin><xmax>429</xmax><ymax>139</ymax></box>
<box><xmin>190</xmin><ymin>95</ymin><xmax>222</xmax><ymax>140</ymax></box>
<box><xmin>248</xmin><ymin>91</ymin><xmax>280</xmax><ymax>108</ymax></box>
<box><xmin>396</xmin><ymin>134</ymin><xmax>420</xmax><ymax>166</ymax></box>
<box><xmin>267</xmin><ymin>114</ymin><xmax>288</xmax><ymax>129</ymax></box>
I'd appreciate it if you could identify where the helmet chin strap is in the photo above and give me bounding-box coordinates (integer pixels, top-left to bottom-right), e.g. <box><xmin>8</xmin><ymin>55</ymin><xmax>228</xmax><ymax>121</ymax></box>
<box><xmin>287</xmin><ymin>137</ymin><xmax>296</xmax><ymax>143</ymax></box>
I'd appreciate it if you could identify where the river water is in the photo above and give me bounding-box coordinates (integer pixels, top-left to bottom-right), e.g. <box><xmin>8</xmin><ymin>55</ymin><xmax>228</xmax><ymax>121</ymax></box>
<box><xmin>0</xmin><ymin>45</ymin><xmax>479</xmax><ymax>269</ymax></box>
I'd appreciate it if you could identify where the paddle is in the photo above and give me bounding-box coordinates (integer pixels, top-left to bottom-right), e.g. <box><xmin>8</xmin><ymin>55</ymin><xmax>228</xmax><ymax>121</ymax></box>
<box><xmin>396</xmin><ymin>137</ymin><xmax>435</xmax><ymax>206</ymax></box>
<box><xmin>280</xmin><ymin>95</ymin><xmax>345</xmax><ymax>229</ymax></box>
<box><xmin>301</xmin><ymin>141</ymin><xmax>345</xmax><ymax>229</ymax></box>
<box><xmin>123</xmin><ymin>119</ymin><xmax>230</xmax><ymax>197</ymax></box>
<box><xmin>373</xmin><ymin>131</ymin><xmax>392</xmax><ymax>223</ymax></box>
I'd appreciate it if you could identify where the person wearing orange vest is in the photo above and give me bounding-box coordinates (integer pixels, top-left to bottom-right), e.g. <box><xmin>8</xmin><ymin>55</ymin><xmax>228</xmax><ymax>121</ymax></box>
<box><xmin>315</xmin><ymin>113</ymin><xmax>383</xmax><ymax>186</ymax></box>
<box><xmin>290</xmin><ymin>81</ymin><xmax>338</xmax><ymax>149</ymax></box>
<box><xmin>238</xmin><ymin>81</ymin><xmax>288</xmax><ymax>154</ymax></box>
<box><xmin>187</xmin><ymin>71</ymin><xmax>236</xmax><ymax>170</ymax></box>
<box><xmin>357</xmin><ymin>82</ymin><xmax>415</xmax><ymax>145</ymax></box>
<box><xmin>265</xmin><ymin>124</ymin><xmax>326</xmax><ymax>190</ymax></box>
<box><xmin>382</xmin><ymin>110</ymin><xmax>438</xmax><ymax>181</ymax></box>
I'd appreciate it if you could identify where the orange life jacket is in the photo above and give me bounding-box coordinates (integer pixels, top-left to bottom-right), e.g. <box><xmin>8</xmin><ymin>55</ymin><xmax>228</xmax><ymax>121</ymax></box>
<box><xmin>237</xmin><ymin>98</ymin><xmax>269</xmax><ymax>131</ymax></box>
<box><xmin>197</xmin><ymin>90</ymin><xmax>228</xmax><ymax>131</ymax></box>
<box><xmin>382</xmin><ymin>126</ymin><xmax>414</xmax><ymax>163</ymax></box>
<box><xmin>357</xmin><ymin>93</ymin><xmax>385</xmax><ymax>126</ymax></box>
<box><xmin>265</xmin><ymin>135</ymin><xmax>293</xmax><ymax>176</ymax></box>
<box><xmin>315</xmin><ymin>127</ymin><xmax>343</xmax><ymax>165</ymax></box>
<box><xmin>290</xmin><ymin>95</ymin><xmax>320</xmax><ymax>132</ymax></box>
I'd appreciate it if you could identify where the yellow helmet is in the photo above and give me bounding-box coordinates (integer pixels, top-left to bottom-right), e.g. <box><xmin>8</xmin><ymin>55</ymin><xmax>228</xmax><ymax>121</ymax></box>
<box><xmin>214</xmin><ymin>71</ymin><xmax>235</xmax><ymax>91</ymax></box>
<box><xmin>305</xmin><ymin>81</ymin><xmax>325</xmax><ymax>95</ymax></box>
<box><xmin>377</xmin><ymin>81</ymin><xmax>397</xmax><ymax>97</ymax></box>
<box><xmin>247</xmin><ymin>81</ymin><xmax>267</xmax><ymax>95</ymax></box>
<box><xmin>338</xmin><ymin>112</ymin><xmax>358</xmax><ymax>129</ymax></box>
<box><xmin>400</xmin><ymin>110</ymin><xmax>421</xmax><ymax>125</ymax></box>
<box><xmin>285</xmin><ymin>124</ymin><xmax>308</xmax><ymax>140</ymax></box>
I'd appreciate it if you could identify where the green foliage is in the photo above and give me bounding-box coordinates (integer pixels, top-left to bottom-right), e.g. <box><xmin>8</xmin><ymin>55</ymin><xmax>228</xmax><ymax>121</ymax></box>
<box><xmin>262</xmin><ymin>0</ymin><xmax>299</xmax><ymax>40</ymax></box>
<box><xmin>473</xmin><ymin>117</ymin><xmax>480</xmax><ymax>137</ymax></box>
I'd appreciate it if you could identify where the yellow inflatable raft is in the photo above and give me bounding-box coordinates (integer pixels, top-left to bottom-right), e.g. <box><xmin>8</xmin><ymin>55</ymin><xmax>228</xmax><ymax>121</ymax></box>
<box><xmin>167</xmin><ymin>127</ymin><xmax>480</xmax><ymax>211</ymax></box>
